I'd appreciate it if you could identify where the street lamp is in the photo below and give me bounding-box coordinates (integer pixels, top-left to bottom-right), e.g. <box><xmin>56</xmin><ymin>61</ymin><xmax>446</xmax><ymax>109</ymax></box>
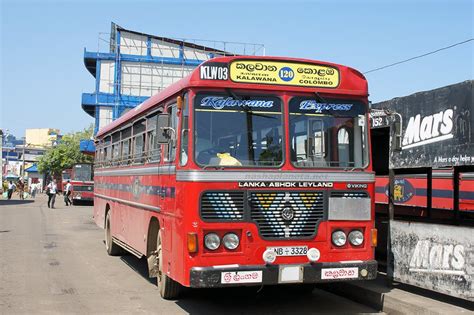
<box><xmin>1</xmin><ymin>129</ymin><xmax>10</xmax><ymax>184</ymax></box>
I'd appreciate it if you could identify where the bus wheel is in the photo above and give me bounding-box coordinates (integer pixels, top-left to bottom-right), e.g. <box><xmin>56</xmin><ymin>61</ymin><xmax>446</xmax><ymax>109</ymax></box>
<box><xmin>157</xmin><ymin>231</ymin><xmax>180</xmax><ymax>299</ymax></box>
<box><xmin>105</xmin><ymin>211</ymin><xmax>121</xmax><ymax>256</ymax></box>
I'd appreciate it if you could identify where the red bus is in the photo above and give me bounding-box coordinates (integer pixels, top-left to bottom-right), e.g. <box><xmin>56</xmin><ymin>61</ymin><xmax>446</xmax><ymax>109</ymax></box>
<box><xmin>70</xmin><ymin>163</ymin><xmax>94</xmax><ymax>204</ymax></box>
<box><xmin>93</xmin><ymin>56</ymin><xmax>377</xmax><ymax>299</ymax></box>
<box><xmin>60</xmin><ymin>168</ymin><xmax>72</xmax><ymax>193</ymax></box>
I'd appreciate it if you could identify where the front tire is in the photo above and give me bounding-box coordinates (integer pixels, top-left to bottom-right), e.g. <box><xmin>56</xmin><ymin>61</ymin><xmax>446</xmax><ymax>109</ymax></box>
<box><xmin>105</xmin><ymin>211</ymin><xmax>121</xmax><ymax>256</ymax></box>
<box><xmin>157</xmin><ymin>231</ymin><xmax>181</xmax><ymax>299</ymax></box>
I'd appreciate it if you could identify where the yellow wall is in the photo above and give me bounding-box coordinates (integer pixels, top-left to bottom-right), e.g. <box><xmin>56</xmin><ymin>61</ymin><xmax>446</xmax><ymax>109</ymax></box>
<box><xmin>25</xmin><ymin>128</ymin><xmax>60</xmax><ymax>147</ymax></box>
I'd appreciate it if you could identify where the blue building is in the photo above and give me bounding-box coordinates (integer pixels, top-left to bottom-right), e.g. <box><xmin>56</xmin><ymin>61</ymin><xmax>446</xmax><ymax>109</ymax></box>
<box><xmin>82</xmin><ymin>22</ymin><xmax>264</xmax><ymax>134</ymax></box>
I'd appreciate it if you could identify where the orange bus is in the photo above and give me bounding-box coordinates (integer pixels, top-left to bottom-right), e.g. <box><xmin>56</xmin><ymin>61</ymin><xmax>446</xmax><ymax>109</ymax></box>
<box><xmin>94</xmin><ymin>56</ymin><xmax>377</xmax><ymax>299</ymax></box>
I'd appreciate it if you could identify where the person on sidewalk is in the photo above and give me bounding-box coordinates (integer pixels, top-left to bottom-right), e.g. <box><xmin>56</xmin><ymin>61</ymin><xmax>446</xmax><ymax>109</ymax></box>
<box><xmin>46</xmin><ymin>180</ymin><xmax>58</xmax><ymax>209</ymax></box>
<box><xmin>64</xmin><ymin>180</ymin><xmax>72</xmax><ymax>206</ymax></box>
<box><xmin>7</xmin><ymin>181</ymin><xmax>16</xmax><ymax>200</ymax></box>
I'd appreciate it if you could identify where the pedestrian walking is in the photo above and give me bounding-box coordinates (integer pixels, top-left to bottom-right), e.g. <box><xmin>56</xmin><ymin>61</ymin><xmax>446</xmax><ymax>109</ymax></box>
<box><xmin>17</xmin><ymin>179</ymin><xmax>25</xmax><ymax>200</ymax></box>
<box><xmin>46</xmin><ymin>180</ymin><xmax>58</xmax><ymax>208</ymax></box>
<box><xmin>7</xmin><ymin>181</ymin><xmax>16</xmax><ymax>200</ymax></box>
<box><xmin>64</xmin><ymin>180</ymin><xmax>72</xmax><ymax>206</ymax></box>
<box><xmin>31</xmin><ymin>183</ymin><xmax>37</xmax><ymax>199</ymax></box>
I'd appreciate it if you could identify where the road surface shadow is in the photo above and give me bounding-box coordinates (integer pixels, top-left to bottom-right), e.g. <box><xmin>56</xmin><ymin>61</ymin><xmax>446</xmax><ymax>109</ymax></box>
<box><xmin>118</xmin><ymin>254</ymin><xmax>376</xmax><ymax>314</ymax></box>
<box><xmin>120</xmin><ymin>255</ymin><xmax>156</xmax><ymax>285</ymax></box>
<box><xmin>0</xmin><ymin>199</ymin><xmax>35</xmax><ymax>206</ymax></box>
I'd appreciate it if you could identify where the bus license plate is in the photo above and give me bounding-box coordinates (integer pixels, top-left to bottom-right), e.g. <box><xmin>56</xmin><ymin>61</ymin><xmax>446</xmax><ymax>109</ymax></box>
<box><xmin>268</xmin><ymin>246</ymin><xmax>308</xmax><ymax>257</ymax></box>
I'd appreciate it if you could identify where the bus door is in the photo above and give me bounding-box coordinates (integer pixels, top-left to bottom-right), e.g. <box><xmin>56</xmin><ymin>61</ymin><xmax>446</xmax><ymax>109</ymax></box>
<box><xmin>160</xmin><ymin>103</ymin><xmax>179</xmax><ymax>253</ymax></box>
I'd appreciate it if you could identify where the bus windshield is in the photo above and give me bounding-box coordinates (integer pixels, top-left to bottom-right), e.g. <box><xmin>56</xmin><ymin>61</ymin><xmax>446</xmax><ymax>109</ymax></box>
<box><xmin>62</xmin><ymin>172</ymin><xmax>71</xmax><ymax>181</ymax></box>
<box><xmin>194</xmin><ymin>93</ymin><xmax>283</xmax><ymax>167</ymax></box>
<box><xmin>73</xmin><ymin>164</ymin><xmax>93</xmax><ymax>181</ymax></box>
<box><xmin>289</xmin><ymin>96</ymin><xmax>368</xmax><ymax>168</ymax></box>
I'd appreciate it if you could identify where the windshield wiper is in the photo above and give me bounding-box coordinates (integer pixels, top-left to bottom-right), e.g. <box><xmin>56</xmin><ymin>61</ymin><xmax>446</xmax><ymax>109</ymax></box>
<box><xmin>202</xmin><ymin>164</ymin><xmax>224</xmax><ymax>170</ymax></box>
<box><xmin>343</xmin><ymin>166</ymin><xmax>364</xmax><ymax>171</ymax></box>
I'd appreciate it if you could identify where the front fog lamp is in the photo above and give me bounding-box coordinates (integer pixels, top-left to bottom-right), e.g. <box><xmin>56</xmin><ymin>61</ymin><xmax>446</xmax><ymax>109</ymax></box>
<box><xmin>204</xmin><ymin>233</ymin><xmax>220</xmax><ymax>250</ymax></box>
<box><xmin>307</xmin><ymin>248</ymin><xmax>321</xmax><ymax>263</ymax></box>
<box><xmin>222</xmin><ymin>233</ymin><xmax>240</xmax><ymax>250</ymax></box>
<box><xmin>332</xmin><ymin>230</ymin><xmax>347</xmax><ymax>247</ymax></box>
<box><xmin>348</xmin><ymin>230</ymin><xmax>364</xmax><ymax>246</ymax></box>
<box><xmin>262</xmin><ymin>249</ymin><xmax>277</xmax><ymax>264</ymax></box>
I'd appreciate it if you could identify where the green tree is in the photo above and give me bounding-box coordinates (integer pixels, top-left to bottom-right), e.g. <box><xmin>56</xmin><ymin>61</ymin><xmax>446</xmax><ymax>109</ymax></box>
<box><xmin>38</xmin><ymin>125</ymin><xmax>94</xmax><ymax>176</ymax></box>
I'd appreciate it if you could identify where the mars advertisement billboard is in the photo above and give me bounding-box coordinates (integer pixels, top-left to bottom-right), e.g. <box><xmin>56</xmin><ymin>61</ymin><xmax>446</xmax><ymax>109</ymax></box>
<box><xmin>372</xmin><ymin>80</ymin><xmax>473</xmax><ymax>169</ymax></box>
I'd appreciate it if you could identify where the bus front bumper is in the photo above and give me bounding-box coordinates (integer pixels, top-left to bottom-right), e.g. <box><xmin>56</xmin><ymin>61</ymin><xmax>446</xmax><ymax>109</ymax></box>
<box><xmin>190</xmin><ymin>260</ymin><xmax>377</xmax><ymax>288</ymax></box>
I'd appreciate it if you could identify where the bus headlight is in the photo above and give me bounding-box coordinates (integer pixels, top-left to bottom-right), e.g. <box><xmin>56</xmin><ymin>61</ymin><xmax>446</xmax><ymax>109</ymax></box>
<box><xmin>222</xmin><ymin>233</ymin><xmax>239</xmax><ymax>250</ymax></box>
<box><xmin>348</xmin><ymin>230</ymin><xmax>364</xmax><ymax>246</ymax></box>
<box><xmin>204</xmin><ymin>233</ymin><xmax>220</xmax><ymax>250</ymax></box>
<box><xmin>332</xmin><ymin>230</ymin><xmax>347</xmax><ymax>247</ymax></box>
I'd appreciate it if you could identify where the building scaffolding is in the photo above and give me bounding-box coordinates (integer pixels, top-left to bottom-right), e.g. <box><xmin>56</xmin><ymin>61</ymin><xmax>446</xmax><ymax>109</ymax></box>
<box><xmin>82</xmin><ymin>22</ymin><xmax>265</xmax><ymax>133</ymax></box>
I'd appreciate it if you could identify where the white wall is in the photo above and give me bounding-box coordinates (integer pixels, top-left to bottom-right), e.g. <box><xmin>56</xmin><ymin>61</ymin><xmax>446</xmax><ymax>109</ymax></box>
<box><xmin>121</xmin><ymin>62</ymin><xmax>195</xmax><ymax>97</ymax></box>
<box><xmin>151</xmin><ymin>38</ymin><xmax>180</xmax><ymax>58</ymax></box>
<box><xmin>183</xmin><ymin>47</ymin><xmax>211</xmax><ymax>61</ymax></box>
<box><xmin>120</xmin><ymin>32</ymin><xmax>147</xmax><ymax>56</ymax></box>
<box><xmin>98</xmin><ymin>107</ymin><xmax>113</xmax><ymax>130</ymax></box>
<box><xmin>99</xmin><ymin>61</ymin><xmax>115</xmax><ymax>93</ymax></box>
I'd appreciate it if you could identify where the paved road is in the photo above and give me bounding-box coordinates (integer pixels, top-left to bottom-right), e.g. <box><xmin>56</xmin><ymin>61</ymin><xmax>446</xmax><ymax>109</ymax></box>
<box><xmin>0</xmin><ymin>195</ymin><xmax>381</xmax><ymax>314</ymax></box>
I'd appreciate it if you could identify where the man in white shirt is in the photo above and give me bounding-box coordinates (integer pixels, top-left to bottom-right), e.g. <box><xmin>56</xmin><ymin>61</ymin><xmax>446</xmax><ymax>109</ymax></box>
<box><xmin>64</xmin><ymin>180</ymin><xmax>72</xmax><ymax>206</ymax></box>
<box><xmin>47</xmin><ymin>180</ymin><xmax>58</xmax><ymax>209</ymax></box>
<box><xmin>7</xmin><ymin>181</ymin><xmax>16</xmax><ymax>200</ymax></box>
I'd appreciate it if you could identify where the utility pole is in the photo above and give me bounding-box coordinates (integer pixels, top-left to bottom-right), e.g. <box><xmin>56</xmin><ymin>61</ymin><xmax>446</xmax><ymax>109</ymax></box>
<box><xmin>0</xmin><ymin>129</ymin><xmax>3</xmax><ymax>186</ymax></box>
<box><xmin>22</xmin><ymin>139</ymin><xmax>26</xmax><ymax>179</ymax></box>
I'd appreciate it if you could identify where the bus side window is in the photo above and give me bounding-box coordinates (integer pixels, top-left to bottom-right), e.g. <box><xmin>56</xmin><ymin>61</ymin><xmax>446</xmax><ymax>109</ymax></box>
<box><xmin>95</xmin><ymin>142</ymin><xmax>102</xmax><ymax>166</ymax></box>
<box><xmin>165</xmin><ymin>104</ymin><xmax>178</xmax><ymax>162</ymax></box>
<box><xmin>112</xmin><ymin>131</ymin><xmax>121</xmax><ymax>166</ymax></box>
<box><xmin>133</xmin><ymin>119</ymin><xmax>146</xmax><ymax>164</ymax></box>
<box><xmin>121</xmin><ymin>127</ymin><xmax>132</xmax><ymax>165</ymax></box>
<box><xmin>104</xmin><ymin>136</ymin><xmax>112</xmax><ymax>167</ymax></box>
<box><xmin>147</xmin><ymin>113</ymin><xmax>161</xmax><ymax>163</ymax></box>
<box><xmin>179</xmin><ymin>93</ymin><xmax>189</xmax><ymax>166</ymax></box>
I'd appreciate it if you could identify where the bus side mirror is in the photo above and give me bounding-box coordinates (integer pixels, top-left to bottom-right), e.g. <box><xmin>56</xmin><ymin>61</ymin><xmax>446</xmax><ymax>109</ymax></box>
<box><xmin>157</xmin><ymin>114</ymin><xmax>171</xmax><ymax>144</ymax></box>
<box><xmin>392</xmin><ymin>121</ymin><xmax>402</xmax><ymax>151</ymax></box>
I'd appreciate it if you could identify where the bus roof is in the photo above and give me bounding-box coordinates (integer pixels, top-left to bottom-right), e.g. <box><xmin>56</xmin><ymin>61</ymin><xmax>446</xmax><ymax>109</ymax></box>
<box><xmin>97</xmin><ymin>55</ymin><xmax>368</xmax><ymax>138</ymax></box>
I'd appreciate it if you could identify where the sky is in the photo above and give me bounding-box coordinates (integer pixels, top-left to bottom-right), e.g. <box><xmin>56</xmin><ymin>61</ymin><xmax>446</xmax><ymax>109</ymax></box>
<box><xmin>1</xmin><ymin>0</ymin><xmax>472</xmax><ymax>137</ymax></box>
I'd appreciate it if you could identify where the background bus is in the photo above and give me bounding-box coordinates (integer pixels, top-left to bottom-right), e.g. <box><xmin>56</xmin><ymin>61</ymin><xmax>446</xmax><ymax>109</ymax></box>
<box><xmin>70</xmin><ymin>163</ymin><xmax>94</xmax><ymax>205</ymax></box>
<box><xmin>94</xmin><ymin>56</ymin><xmax>377</xmax><ymax>299</ymax></box>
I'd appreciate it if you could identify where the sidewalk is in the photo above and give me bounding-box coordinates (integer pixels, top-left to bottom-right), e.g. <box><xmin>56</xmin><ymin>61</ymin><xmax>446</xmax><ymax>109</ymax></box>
<box><xmin>323</xmin><ymin>273</ymin><xmax>473</xmax><ymax>314</ymax></box>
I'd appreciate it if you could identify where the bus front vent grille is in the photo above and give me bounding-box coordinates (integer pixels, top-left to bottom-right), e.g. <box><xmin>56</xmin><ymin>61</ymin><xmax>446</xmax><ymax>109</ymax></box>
<box><xmin>249</xmin><ymin>191</ymin><xmax>324</xmax><ymax>239</ymax></box>
<box><xmin>73</xmin><ymin>185</ymin><xmax>93</xmax><ymax>192</ymax></box>
<box><xmin>330</xmin><ymin>191</ymin><xmax>368</xmax><ymax>199</ymax></box>
<box><xmin>200</xmin><ymin>191</ymin><xmax>245</xmax><ymax>221</ymax></box>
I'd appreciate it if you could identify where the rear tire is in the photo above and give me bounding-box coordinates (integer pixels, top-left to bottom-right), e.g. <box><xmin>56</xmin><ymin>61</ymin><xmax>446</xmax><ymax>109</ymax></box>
<box><xmin>157</xmin><ymin>231</ymin><xmax>181</xmax><ymax>299</ymax></box>
<box><xmin>105</xmin><ymin>211</ymin><xmax>121</xmax><ymax>256</ymax></box>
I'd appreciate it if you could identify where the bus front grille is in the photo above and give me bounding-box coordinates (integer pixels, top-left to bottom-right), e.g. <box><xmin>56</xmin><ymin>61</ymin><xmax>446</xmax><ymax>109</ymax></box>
<box><xmin>249</xmin><ymin>191</ymin><xmax>325</xmax><ymax>239</ymax></box>
<box><xmin>73</xmin><ymin>185</ymin><xmax>93</xmax><ymax>192</ymax></box>
<box><xmin>200</xmin><ymin>192</ymin><xmax>245</xmax><ymax>221</ymax></box>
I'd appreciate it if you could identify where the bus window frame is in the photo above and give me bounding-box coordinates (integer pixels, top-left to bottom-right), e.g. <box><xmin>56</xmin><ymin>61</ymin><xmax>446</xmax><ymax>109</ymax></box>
<box><xmin>179</xmin><ymin>92</ymin><xmax>189</xmax><ymax>167</ymax></box>
<box><xmin>111</xmin><ymin>131</ymin><xmax>121</xmax><ymax>166</ymax></box>
<box><xmin>192</xmin><ymin>90</ymin><xmax>285</xmax><ymax>169</ymax></box>
<box><xmin>288</xmin><ymin>96</ymin><xmax>370</xmax><ymax>169</ymax></box>
<box><xmin>146</xmin><ymin>110</ymin><xmax>162</xmax><ymax>164</ymax></box>
<box><xmin>164</xmin><ymin>102</ymin><xmax>178</xmax><ymax>163</ymax></box>
<box><xmin>132</xmin><ymin>118</ymin><xmax>147</xmax><ymax>165</ymax></box>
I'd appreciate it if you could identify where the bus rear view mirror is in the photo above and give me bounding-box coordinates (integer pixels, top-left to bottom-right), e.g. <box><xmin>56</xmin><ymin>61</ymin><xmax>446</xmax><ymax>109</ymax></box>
<box><xmin>157</xmin><ymin>114</ymin><xmax>171</xmax><ymax>144</ymax></box>
<box><xmin>392</xmin><ymin>121</ymin><xmax>402</xmax><ymax>151</ymax></box>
